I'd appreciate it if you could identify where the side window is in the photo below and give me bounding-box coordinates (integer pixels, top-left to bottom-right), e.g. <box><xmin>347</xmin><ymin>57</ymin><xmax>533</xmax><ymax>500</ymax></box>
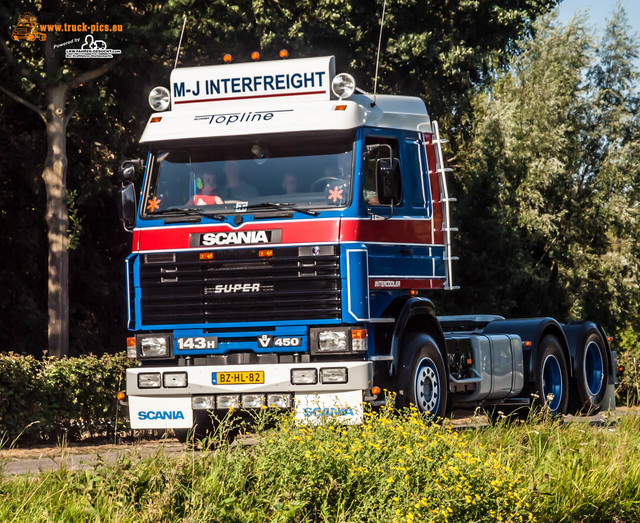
<box><xmin>362</xmin><ymin>136</ymin><xmax>401</xmax><ymax>206</ymax></box>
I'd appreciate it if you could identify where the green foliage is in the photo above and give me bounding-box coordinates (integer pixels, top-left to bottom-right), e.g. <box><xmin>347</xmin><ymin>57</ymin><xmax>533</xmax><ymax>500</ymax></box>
<box><xmin>0</xmin><ymin>352</ymin><xmax>131</xmax><ymax>444</ymax></box>
<box><xmin>470</xmin><ymin>415</ymin><xmax>640</xmax><ymax>521</ymax></box>
<box><xmin>615</xmin><ymin>327</ymin><xmax>640</xmax><ymax>406</ymax></box>
<box><xmin>0</xmin><ymin>0</ymin><xmax>559</xmax><ymax>355</ymax></box>
<box><xmin>444</xmin><ymin>8</ymin><xmax>640</xmax><ymax>336</ymax></box>
<box><xmin>0</xmin><ymin>408</ymin><xmax>536</xmax><ymax>522</ymax></box>
<box><xmin>64</xmin><ymin>190</ymin><xmax>82</xmax><ymax>251</ymax></box>
<box><xmin>0</xmin><ymin>354</ymin><xmax>45</xmax><ymax>443</ymax></box>
<box><xmin>3</xmin><ymin>411</ymin><xmax>640</xmax><ymax>521</ymax></box>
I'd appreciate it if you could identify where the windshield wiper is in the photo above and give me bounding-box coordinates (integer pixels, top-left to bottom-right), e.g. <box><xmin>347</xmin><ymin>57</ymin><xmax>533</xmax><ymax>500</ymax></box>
<box><xmin>150</xmin><ymin>207</ymin><xmax>226</xmax><ymax>221</ymax></box>
<box><xmin>247</xmin><ymin>202</ymin><xmax>319</xmax><ymax>217</ymax></box>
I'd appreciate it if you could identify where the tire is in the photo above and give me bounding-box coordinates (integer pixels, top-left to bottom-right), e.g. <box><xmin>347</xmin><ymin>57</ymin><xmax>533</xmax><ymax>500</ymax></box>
<box><xmin>533</xmin><ymin>335</ymin><xmax>569</xmax><ymax>415</ymax></box>
<box><xmin>398</xmin><ymin>334</ymin><xmax>450</xmax><ymax>419</ymax></box>
<box><xmin>571</xmin><ymin>332</ymin><xmax>610</xmax><ymax>414</ymax></box>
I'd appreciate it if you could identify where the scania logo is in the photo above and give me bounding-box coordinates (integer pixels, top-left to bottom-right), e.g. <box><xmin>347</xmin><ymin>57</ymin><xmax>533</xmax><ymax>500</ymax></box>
<box><xmin>138</xmin><ymin>410</ymin><xmax>185</xmax><ymax>420</ymax></box>
<box><xmin>190</xmin><ymin>229</ymin><xmax>282</xmax><ymax>247</ymax></box>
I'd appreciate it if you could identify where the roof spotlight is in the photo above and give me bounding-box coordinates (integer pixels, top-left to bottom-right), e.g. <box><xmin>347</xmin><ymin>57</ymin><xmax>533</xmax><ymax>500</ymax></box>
<box><xmin>331</xmin><ymin>73</ymin><xmax>356</xmax><ymax>99</ymax></box>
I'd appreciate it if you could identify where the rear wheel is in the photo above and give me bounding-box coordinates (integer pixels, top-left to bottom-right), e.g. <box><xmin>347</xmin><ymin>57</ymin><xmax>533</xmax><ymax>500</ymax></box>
<box><xmin>571</xmin><ymin>332</ymin><xmax>610</xmax><ymax>414</ymax></box>
<box><xmin>533</xmin><ymin>335</ymin><xmax>569</xmax><ymax>415</ymax></box>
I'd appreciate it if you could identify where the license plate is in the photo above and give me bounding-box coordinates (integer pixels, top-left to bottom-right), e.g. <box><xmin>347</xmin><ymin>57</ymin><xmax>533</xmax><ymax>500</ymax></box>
<box><xmin>212</xmin><ymin>371</ymin><xmax>264</xmax><ymax>385</ymax></box>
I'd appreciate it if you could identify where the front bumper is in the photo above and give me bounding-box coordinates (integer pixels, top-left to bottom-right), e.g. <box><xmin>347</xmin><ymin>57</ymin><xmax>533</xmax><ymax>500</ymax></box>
<box><xmin>127</xmin><ymin>360</ymin><xmax>372</xmax><ymax>429</ymax></box>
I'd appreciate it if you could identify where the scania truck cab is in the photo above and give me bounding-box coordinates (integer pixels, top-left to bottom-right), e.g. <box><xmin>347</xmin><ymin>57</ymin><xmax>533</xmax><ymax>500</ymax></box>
<box><xmin>117</xmin><ymin>55</ymin><xmax>617</xmax><ymax>434</ymax></box>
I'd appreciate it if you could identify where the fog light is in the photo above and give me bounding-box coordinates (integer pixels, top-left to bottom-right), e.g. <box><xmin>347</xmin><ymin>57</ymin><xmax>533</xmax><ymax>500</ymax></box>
<box><xmin>163</xmin><ymin>372</ymin><xmax>187</xmax><ymax>388</ymax></box>
<box><xmin>291</xmin><ymin>368</ymin><xmax>318</xmax><ymax>385</ymax></box>
<box><xmin>267</xmin><ymin>393</ymin><xmax>291</xmax><ymax>408</ymax></box>
<box><xmin>139</xmin><ymin>336</ymin><xmax>170</xmax><ymax>358</ymax></box>
<box><xmin>192</xmin><ymin>395</ymin><xmax>215</xmax><ymax>410</ymax></box>
<box><xmin>216</xmin><ymin>395</ymin><xmax>240</xmax><ymax>409</ymax></box>
<box><xmin>320</xmin><ymin>367</ymin><xmax>348</xmax><ymax>384</ymax></box>
<box><xmin>319</xmin><ymin>331</ymin><xmax>347</xmax><ymax>352</ymax></box>
<box><xmin>242</xmin><ymin>394</ymin><xmax>265</xmax><ymax>408</ymax></box>
<box><xmin>138</xmin><ymin>373</ymin><xmax>161</xmax><ymax>389</ymax></box>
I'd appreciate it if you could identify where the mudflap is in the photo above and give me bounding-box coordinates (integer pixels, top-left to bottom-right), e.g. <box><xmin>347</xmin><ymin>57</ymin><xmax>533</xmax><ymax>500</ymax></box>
<box><xmin>128</xmin><ymin>395</ymin><xmax>193</xmax><ymax>430</ymax></box>
<box><xmin>294</xmin><ymin>390</ymin><xmax>364</xmax><ymax>425</ymax></box>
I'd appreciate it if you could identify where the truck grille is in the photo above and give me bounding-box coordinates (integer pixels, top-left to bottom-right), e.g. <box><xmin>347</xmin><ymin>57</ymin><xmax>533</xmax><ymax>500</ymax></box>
<box><xmin>138</xmin><ymin>246</ymin><xmax>341</xmax><ymax>325</ymax></box>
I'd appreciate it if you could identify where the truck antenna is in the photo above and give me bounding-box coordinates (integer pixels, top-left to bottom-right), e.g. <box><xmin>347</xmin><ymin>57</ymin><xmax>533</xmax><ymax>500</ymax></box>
<box><xmin>174</xmin><ymin>14</ymin><xmax>188</xmax><ymax>69</ymax></box>
<box><xmin>372</xmin><ymin>0</ymin><xmax>387</xmax><ymax>107</ymax></box>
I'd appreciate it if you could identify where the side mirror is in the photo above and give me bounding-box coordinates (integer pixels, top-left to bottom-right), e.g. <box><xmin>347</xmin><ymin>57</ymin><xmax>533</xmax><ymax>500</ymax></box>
<box><xmin>116</xmin><ymin>183</ymin><xmax>137</xmax><ymax>232</ymax></box>
<box><xmin>117</xmin><ymin>164</ymin><xmax>136</xmax><ymax>183</ymax></box>
<box><xmin>375</xmin><ymin>158</ymin><xmax>401</xmax><ymax>206</ymax></box>
<box><xmin>116</xmin><ymin>159</ymin><xmax>144</xmax><ymax>183</ymax></box>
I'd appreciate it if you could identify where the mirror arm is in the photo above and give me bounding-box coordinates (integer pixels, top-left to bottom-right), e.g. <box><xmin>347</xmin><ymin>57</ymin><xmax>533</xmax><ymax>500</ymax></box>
<box><xmin>384</xmin><ymin>200</ymin><xmax>394</xmax><ymax>220</ymax></box>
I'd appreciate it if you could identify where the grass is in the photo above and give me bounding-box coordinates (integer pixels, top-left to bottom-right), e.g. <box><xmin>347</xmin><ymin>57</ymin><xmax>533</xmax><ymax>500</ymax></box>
<box><xmin>1</xmin><ymin>406</ymin><xmax>639</xmax><ymax>522</ymax></box>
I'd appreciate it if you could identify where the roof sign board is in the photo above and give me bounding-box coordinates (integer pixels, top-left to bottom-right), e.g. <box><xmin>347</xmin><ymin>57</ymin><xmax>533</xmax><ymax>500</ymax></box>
<box><xmin>170</xmin><ymin>56</ymin><xmax>336</xmax><ymax>109</ymax></box>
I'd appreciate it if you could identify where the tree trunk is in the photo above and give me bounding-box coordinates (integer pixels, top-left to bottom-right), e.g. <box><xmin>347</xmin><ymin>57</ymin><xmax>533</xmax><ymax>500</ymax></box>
<box><xmin>43</xmin><ymin>85</ymin><xmax>70</xmax><ymax>358</ymax></box>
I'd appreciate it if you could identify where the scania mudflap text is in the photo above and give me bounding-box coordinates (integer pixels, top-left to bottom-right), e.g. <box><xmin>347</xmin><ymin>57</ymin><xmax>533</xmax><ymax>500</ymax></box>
<box><xmin>116</xmin><ymin>55</ymin><xmax>618</xmax><ymax>438</ymax></box>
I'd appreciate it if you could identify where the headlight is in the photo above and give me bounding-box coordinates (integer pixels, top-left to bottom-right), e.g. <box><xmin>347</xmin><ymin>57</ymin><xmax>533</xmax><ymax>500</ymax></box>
<box><xmin>138</xmin><ymin>335</ymin><xmax>172</xmax><ymax>358</ymax></box>
<box><xmin>310</xmin><ymin>327</ymin><xmax>368</xmax><ymax>355</ymax></box>
<box><xmin>216</xmin><ymin>395</ymin><xmax>240</xmax><ymax>409</ymax></box>
<box><xmin>291</xmin><ymin>368</ymin><xmax>318</xmax><ymax>385</ymax></box>
<box><xmin>138</xmin><ymin>373</ymin><xmax>161</xmax><ymax>389</ymax></box>
<box><xmin>331</xmin><ymin>73</ymin><xmax>356</xmax><ymax>99</ymax></box>
<box><xmin>163</xmin><ymin>372</ymin><xmax>187</xmax><ymax>388</ymax></box>
<box><xmin>310</xmin><ymin>327</ymin><xmax>351</xmax><ymax>354</ymax></box>
<box><xmin>267</xmin><ymin>393</ymin><xmax>291</xmax><ymax>408</ymax></box>
<box><xmin>320</xmin><ymin>367</ymin><xmax>348</xmax><ymax>384</ymax></box>
<box><xmin>192</xmin><ymin>395</ymin><xmax>215</xmax><ymax>410</ymax></box>
<box><xmin>242</xmin><ymin>394</ymin><xmax>265</xmax><ymax>408</ymax></box>
<box><xmin>148</xmin><ymin>86</ymin><xmax>170</xmax><ymax>111</ymax></box>
<box><xmin>319</xmin><ymin>331</ymin><xmax>348</xmax><ymax>352</ymax></box>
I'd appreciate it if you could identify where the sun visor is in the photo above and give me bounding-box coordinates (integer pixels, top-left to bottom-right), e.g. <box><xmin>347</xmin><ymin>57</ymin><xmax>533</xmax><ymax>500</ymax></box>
<box><xmin>139</xmin><ymin>100</ymin><xmax>366</xmax><ymax>143</ymax></box>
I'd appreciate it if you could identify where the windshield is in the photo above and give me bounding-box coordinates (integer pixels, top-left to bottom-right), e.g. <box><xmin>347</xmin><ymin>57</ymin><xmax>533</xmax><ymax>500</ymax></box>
<box><xmin>142</xmin><ymin>130</ymin><xmax>355</xmax><ymax>217</ymax></box>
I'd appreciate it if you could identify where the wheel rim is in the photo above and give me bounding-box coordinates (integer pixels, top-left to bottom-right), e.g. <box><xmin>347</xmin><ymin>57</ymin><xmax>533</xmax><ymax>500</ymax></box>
<box><xmin>584</xmin><ymin>341</ymin><xmax>604</xmax><ymax>396</ymax></box>
<box><xmin>414</xmin><ymin>357</ymin><xmax>440</xmax><ymax>414</ymax></box>
<box><xmin>542</xmin><ymin>354</ymin><xmax>562</xmax><ymax>412</ymax></box>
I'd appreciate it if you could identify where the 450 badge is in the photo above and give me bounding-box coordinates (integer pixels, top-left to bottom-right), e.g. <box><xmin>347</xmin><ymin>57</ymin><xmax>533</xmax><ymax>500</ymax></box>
<box><xmin>257</xmin><ymin>335</ymin><xmax>302</xmax><ymax>348</ymax></box>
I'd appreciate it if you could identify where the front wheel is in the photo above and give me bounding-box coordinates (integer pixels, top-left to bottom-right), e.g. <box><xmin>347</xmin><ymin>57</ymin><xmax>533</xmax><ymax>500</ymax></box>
<box><xmin>398</xmin><ymin>335</ymin><xmax>450</xmax><ymax>419</ymax></box>
<box><xmin>533</xmin><ymin>335</ymin><xmax>569</xmax><ymax>415</ymax></box>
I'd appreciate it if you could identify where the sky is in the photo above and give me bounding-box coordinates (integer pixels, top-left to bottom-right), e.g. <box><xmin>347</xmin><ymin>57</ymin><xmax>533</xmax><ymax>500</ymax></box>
<box><xmin>555</xmin><ymin>0</ymin><xmax>640</xmax><ymax>39</ymax></box>
<box><xmin>555</xmin><ymin>0</ymin><xmax>640</xmax><ymax>73</ymax></box>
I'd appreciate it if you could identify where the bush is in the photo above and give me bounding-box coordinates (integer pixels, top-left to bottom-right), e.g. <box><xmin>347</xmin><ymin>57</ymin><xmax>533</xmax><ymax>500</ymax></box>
<box><xmin>615</xmin><ymin>327</ymin><xmax>640</xmax><ymax>407</ymax></box>
<box><xmin>0</xmin><ymin>352</ymin><xmax>131</xmax><ymax>445</ymax></box>
<box><xmin>0</xmin><ymin>353</ymin><xmax>45</xmax><ymax>443</ymax></box>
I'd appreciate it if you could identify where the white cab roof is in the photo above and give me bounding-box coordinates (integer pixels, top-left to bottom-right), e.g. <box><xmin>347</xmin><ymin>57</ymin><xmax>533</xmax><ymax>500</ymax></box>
<box><xmin>141</xmin><ymin>57</ymin><xmax>431</xmax><ymax>144</ymax></box>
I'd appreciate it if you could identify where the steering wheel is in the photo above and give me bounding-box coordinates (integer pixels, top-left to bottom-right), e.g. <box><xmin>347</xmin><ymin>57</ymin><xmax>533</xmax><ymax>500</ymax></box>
<box><xmin>310</xmin><ymin>177</ymin><xmax>344</xmax><ymax>192</ymax></box>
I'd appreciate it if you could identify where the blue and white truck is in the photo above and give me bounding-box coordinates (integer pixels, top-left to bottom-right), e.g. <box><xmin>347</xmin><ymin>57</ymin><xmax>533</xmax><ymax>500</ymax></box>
<box><xmin>116</xmin><ymin>55</ymin><xmax>617</xmax><ymax>435</ymax></box>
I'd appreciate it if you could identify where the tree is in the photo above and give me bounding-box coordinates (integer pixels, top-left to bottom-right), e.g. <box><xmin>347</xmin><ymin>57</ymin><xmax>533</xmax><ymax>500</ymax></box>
<box><xmin>1</xmin><ymin>7</ymin><xmax>122</xmax><ymax>358</ymax></box>
<box><xmin>1</xmin><ymin>0</ymin><xmax>560</xmax><ymax>356</ymax></box>
<box><xmin>448</xmin><ymin>7</ymin><xmax>640</xmax><ymax>334</ymax></box>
